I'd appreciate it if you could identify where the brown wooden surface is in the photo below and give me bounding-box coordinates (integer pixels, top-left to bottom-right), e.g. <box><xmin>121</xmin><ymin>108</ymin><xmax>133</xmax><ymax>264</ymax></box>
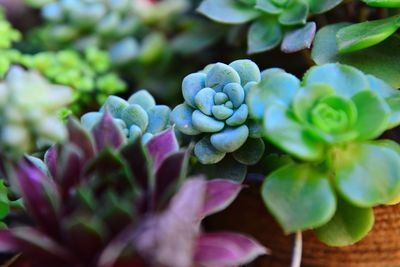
<box><xmin>205</xmin><ymin>182</ymin><xmax>400</xmax><ymax>267</ymax></box>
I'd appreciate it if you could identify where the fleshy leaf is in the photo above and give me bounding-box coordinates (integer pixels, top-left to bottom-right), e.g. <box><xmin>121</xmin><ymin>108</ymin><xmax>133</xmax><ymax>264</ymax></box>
<box><xmin>232</xmin><ymin>137</ymin><xmax>265</xmax><ymax>165</ymax></box>
<box><xmin>66</xmin><ymin>117</ymin><xmax>95</xmax><ymax>163</ymax></box>
<box><xmin>193</xmin><ymin>155</ymin><xmax>247</xmax><ymax>182</ymax></box>
<box><xmin>93</xmin><ymin>112</ymin><xmax>126</xmax><ymax>151</ymax></box>
<box><xmin>127</xmin><ymin>90</ymin><xmax>156</xmax><ymax>111</ymax></box>
<box><xmin>201</xmin><ymin>179</ymin><xmax>242</xmax><ymax>218</ymax></box>
<box><xmin>255</xmin><ymin>0</ymin><xmax>282</xmax><ymax>14</ymax></box>
<box><xmin>0</xmin><ymin>181</ymin><xmax>9</xmax><ymax>220</ymax></box>
<box><xmin>281</xmin><ymin>22</ymin><xmax>316</xmax><ymax>53</ymax></box>
<box><xmin>264</xmin><ymin>105</ymin><xmax>324</xmax><ymax>161</ymax></box>
<box><xmin>182</xmin><ymin>73</ymin><xmax>207</xmax><ymax>108</ymax></box>
<box><xmin>304</xmin><ymin>63</ymin><xmax>369</xmax><ymax>98</ymax></box>
<box><xmin>262</xmin><ymin>163</ymin><xmax>336</xmax><ymax>233</ymax></box>
<box><xmin>351</xmin><ymin>90</ymin><xmax>390</xmax><ymax>140</ymax></box>
<box><xmin>278</xmin><ymin>0</ymin><xmax>308</xmax><ymax>26</ymax></box>
<box><xmin>197</xmin><ymin>0</ymin><xmax>260</xmax><ymax>24</ymax></box>
<box><xmin>248</xmin><ymin>17</ymin><xmax>282</xmax><ymax>54</ymax></box>
<box><xmin>337</xmin><ymin>16</ymin><xmax>400</xmax><ymax>53</ymax></box>
<box><xmin>194</xmin><ymin>136</ymin><xmax>226</xmax><ymax>164</ymax></box>
<box><xmin>146</xmin><ymin>105</ymin><xmax>171</xmax><ymax>134</ymax></box>
<box><xmin>247</xmin><ymin>70</ymin><xmax>300</xmax><ymax>120</ymax></box>
<box><xmin>146</xmin><ymin>129</ymin><xmax>179</xmax><ymax>171</ymax></box>
<box><xmin>335</xmin><ymin>142</ymin><xmax>400</xmax><ymax>207</ymax></box>
<box><xmin>194</xmin><ymin>232</ymin><xmax>267</xmax><ymax>266</ymax></box>
<box><xmin>229</xmin><ymin>59</ymin><xmax>261</xmax><ymax>87</ymax></box>
<box><xmin>171</xmin><ymin>104</ymin><xmax>201</xmax><ymax>135</ymax></box>
<box><xmin>314</xmin><ymin>198</ymin><xmax>374</xmax><ymax>247</ymax></box>
<box><xmin>210</xmin><ymin>125</ymin><xmax>249</xmax><ymax>153</ymax></box>
<box><xmin>205</xmin><ymin>63</ymin><xmax>241</xmax><ymax>92</ymax></box>
<box><xmin>309</xmin><ymin>0</ymin><xmax>343</xmax><ymax>13</ymax></box>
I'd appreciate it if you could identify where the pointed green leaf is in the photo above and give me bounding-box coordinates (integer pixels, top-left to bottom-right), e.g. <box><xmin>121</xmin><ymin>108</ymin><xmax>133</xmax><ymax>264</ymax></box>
<box><xmin>362</xmin><ymin>0</ymin><xmax>400</xmax><ymax>7</ymax></box>
<box><xmin>337</xmin><ymin>16</ymin><xmax>400</xmax><ymax>53</ymax></box>
<box><xmin>278</xmin><ymin>0</ymin><xmax>309</xmax><ymax>26</ymax></box>
<box><xmin>309</xmin><ymin>0</ymin><xmax>343</xmax><ymax>14</ymax></box>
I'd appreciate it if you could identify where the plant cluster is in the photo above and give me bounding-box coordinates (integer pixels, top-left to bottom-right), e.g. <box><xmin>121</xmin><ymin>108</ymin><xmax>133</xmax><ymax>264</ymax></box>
<box><xmin>197</xmin><ymin>0</ymin><xmax>343</xmax><ymax>53</ymax></box>
<box><xmin>0</xmin><ymin>115</ymin><xmax>265</xmax><ymax>267</ymax></box>
<box><xmin>247</xmin><ymin>63</ymin><xmax>400</xmax><ymax>245</ymax></box>
<box><xmin>171</xmin><ymin>59</ymin><xmax>265</xmax><ymax>165</ymax></box>
<box><xmin>81</xmin><ymin>90</ymin><xmax>171</xmax><ymax>143</ymax></box>
<box><xmin>0</xmin><ymin>66</ymin><xmax>71</xmax><ymax>157</ymax></box>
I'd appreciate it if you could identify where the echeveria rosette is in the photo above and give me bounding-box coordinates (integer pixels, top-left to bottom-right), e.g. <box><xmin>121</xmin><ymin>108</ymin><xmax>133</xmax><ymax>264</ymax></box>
<box><xmin>0</xmin><ymin>115</ymin><xmax>266</xmax><ymax>267</ymax></box>
<box><xmin>197</xmin><ymin>0</ymin><xmax>343</xmax><ymax>53</ymax></box>
<box><xmin>81</xmin><ymin>90</ymin><xmax>171</xmax><ymax>143</ymax></box>
<box><xmin>171</xmin><ymin>60</ymin><xmax>266</xmax><ymax>167</ymax></box>
<box><xmin>0</xmin><ymin>66</ymin><xmax>72</xmax><ymax>158</ymax></box>
<box><xmin>248</xmin><ymin>63</ymin><xmax>400</xmax><ymax>246</ymax></box>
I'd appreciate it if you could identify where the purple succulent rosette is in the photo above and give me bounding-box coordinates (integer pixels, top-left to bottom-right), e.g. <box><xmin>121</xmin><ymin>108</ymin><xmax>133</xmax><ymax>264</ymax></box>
<box><xmin>81</xmin><ymin>90</ymin><xmax>171</xmax><ymax>144</ymax></box>
<box><xmin>0</xmin><ymin>114</ymin><xmax>266</xmax><ymax>267</ymax></box>
<box><xmin>171</xmin><ymin>59</ymin><xmax>265</xmax><ymax>165</ymax></box>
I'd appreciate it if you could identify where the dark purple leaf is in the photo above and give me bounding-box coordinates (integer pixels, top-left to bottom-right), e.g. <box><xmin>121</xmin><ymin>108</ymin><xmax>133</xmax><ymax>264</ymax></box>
<box><xmin>121</xmin><ymin>138</ymin><xmax>149</xmax><ymax>192</ymax></box>
<box><xmin>57</xmin><ymin>145</ymin><xmax>85</xmax><ymax>200</ymax></box>
<box><xmin>0</xmin><ymin>230</ymin><xmax>18</xmax><ymax>251</ymax></box>
<box><xmin>2</xmin><ymin>227</ymin><xmax>71</xmax><ymax>263</ymax></box>
<box><xmin>93</xmin><ymin>112</ymin><xmax>126</xmax><ymax>151</ymax></box>
<box><xmin>44</xmin><ymin>145</ymin><xmax>58</xmax><ymax>178</ymax></box>
<box><xmin>64</xmin><ymin>217</ymin><xmax>105</xmax><ymax>262</ymax></box>
<box><xmin>66</xmin><ymin>117</ymin><xmax>95</xmax><ymax>162</ymax></box>
<box><xmin>201</xmin><ymin>179</ymin><xmax>243</xmax><ymax>218</ymax></box>
<box><xmin>145</xmin><ymin>129</ymin><xmax>179</xmax><ymax>170</ymax></box>
<box><xmin>154</xmin><ymin>150</ymin><xmax>188</xmax><ymax>208</ymax></box>
<box><xmin>14</xmin><ymin>158</ymin><xmax>61</xmax><ymax>238</ymax></box>
<box><xmin>281</xmin><ymin>22</ymin><xmax>316</xmax><ymax>53</ymax></box>
<box><xmin>194</xmin><ymin>232</ymin><xmax>267</xmax><ymax>266</ymax></box>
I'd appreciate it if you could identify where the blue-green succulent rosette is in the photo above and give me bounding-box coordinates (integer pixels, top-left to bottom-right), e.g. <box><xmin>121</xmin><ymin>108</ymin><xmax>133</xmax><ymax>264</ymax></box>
<box><xmin>81</xmin><ymin>90</ymin><xmax>171</xmax><ymax>143</ymax></box>
<box><xmin>247</xmin><ymin>63</ymin><xmax>400</xmax><ymax>246</ymax></box>
<box><xmin>171</xmin><ymin>59</ymin><xmax>265</xmax><ymax>166</ymax></box>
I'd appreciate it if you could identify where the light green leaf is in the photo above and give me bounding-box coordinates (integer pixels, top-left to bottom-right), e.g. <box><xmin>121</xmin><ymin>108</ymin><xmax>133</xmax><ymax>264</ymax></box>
<box><xmin>337</xmin><ymin>16</ymin><xmax>400</xmax><ymax>53</ymax></box>
<box><xmin>312</xmin><ymin>23</ymin><xmax>400</xmax><ymax>88</ymax></box>
<box><xmin>248</xmin><ymin>17</ymin><xmax>283</xmax><ymax>54</ymax></box>
<box><xmin>281</xmin><ymin>22</ymin><xmax>316</xmax><ymax>53</ymax></box>
<box><xmin>362</xmin><ymin>0</ymin><xmax>400</xmax><ymax>7</ymax></box>
<box><xmin>264</xmin><ymin>105</ymin><xmax>324</xmax><ymax>161</ymax></box>
<box><xmin>255</xmin><ymin>0</ymin><xmax>282</xmax><ymax>14</ymax></box>
<box><xmin>335</xmin><ymin>142</ymin><xmax>400</xmax><ymax>207</ymax></box>
<box><xmin>314</xmin><ymin>198</ymin><xmax>374</xmax><ymax>247</ymax></box>
<box><xmin>304</xmin><ymin>63</ymin><xmax>369</xmax><ymax>98</ymax></box>
<box><xmin>351</xmin><ymin>90</ymin><xmax>390</xmax><ymax>140</ymax></box>
<box><xmin>262</xmin><ymin>163</ymin><xmax>336</xmax><ymax>233</ymax></box>
<box><xmin>198</xmin><ymin>0</ymin><xmax>260</xmax><ymax>24</ymax></box>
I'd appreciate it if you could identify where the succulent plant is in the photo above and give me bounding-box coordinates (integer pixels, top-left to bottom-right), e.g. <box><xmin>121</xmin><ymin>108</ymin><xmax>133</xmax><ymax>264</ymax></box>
<box><xmin>171</xmin><ymin>59</ymin><xmax>265</xmax><ymax>165</ymax></box>
<box><xmin>132</xmin><ymin>0</ymin><xmax>190</xmax><ymax>24</ymax></box>
<box><xmin>197</xmin><ymin>0</ymin><xmax>343</xmax><ymax>53</ymax></box>
<box><xmin>0</xmin><ymin>115</ymin><xmax>266</xmax><ymax>267</ymax></box>
<box><xmin>247</xmin><ymin>63</ymin><xmax>400</xmax><ymax>246</ymax></box>
<box><xmin>81</xmin><ymin>90</ymin><xmax>171</xmax><ymax>143</ymax></box>
<box><xmin>0</xmin><ymin>66</ymin><xmax>72</xmax><ymax>157</ymax></box>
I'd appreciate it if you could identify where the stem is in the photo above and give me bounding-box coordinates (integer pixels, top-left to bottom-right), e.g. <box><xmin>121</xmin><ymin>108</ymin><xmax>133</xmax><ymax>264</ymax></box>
<box><xmin>290</xmin><ymin>231</ymin><xmax>303</xmax><ymax>267</ymax></box>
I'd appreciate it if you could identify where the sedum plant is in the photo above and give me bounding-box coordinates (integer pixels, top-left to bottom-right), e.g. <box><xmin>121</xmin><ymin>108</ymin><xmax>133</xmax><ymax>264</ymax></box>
<box><xmin>0</xmin><ymin>115</ymin><xmax>266</xmax><ymax>267</ymax></box>
<box><xmin>247</xmin><ymin>63</ymin><xmax>400</xmax><ymax>246</ymax></box>
<box><xmin>81</xmin><ymin>90</ymin><xmax>171</xmax><ymax>143</ymax></box>
<box><xmin>171</xmin><ymin>59</ymin><xmax>265</xmax><ymax>166</ymax></box>
<box><xmin>197</xmin><ymin>0</ymin><xmax>343</xmax><ymax>53</ymax></box>
<box><xmin>0</xmin><ymin>66</ymin><xmax>72</xmax><ymax>157</ymax></box>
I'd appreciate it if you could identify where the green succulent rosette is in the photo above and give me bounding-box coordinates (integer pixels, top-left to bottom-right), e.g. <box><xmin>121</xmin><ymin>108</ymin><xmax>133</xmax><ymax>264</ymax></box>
<box><xmin>247</xmin><ymin>63</ymin><xmax>400</xmax><ymax>246</ymax></box>
<box><xmin>171</xmin><ymin>59</ymin><xmax>265</xmax><ymax>166</ymax></box>
<box><xmin>81</xmin><ymin>90</ymin><xmax>171</xmax><ymax>143</ymax></box>
<box><xmin>0</xmin><ymin>66</ymin><xmax>72</xmax><ymax>157</ymax></box>
<box><xmin>198</xmin><ymin>0</ymin><xmax>343</xmax><ymax>53</ymax></box>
